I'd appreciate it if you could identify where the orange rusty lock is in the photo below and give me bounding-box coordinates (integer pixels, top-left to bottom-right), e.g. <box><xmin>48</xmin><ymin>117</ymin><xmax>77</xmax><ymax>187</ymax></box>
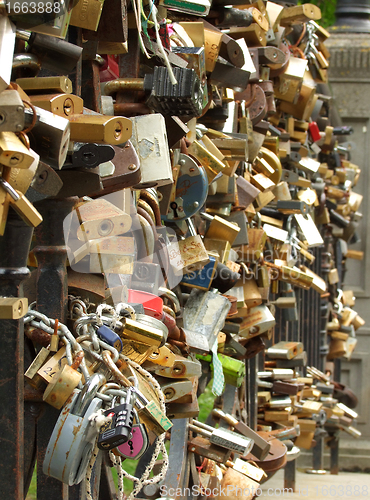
<box><xmin>43</xmin><ymin>351</ymin><xmax>84</xmax><ymax>409</ymax></box>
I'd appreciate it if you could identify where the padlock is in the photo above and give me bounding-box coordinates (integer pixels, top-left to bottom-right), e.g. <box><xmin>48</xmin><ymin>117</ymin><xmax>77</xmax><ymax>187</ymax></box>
<box><xmin>64</xmin><ymin>142</ymin><xmax>115</xmax><ymax>170</ymax></box>
<box><xmin>29</xmin><ymin>93</ymin><xmax>84</xmax><ymax>117</ymax></box>
<box><xmin>114</xmin><ymin>314</ymin><xmax>167</xmax><ymax>365</ymax></box>
<box><xmin>16</xmin><ymin>76</ymin><xmax>73</xmax><ymax>94</ymax></box>
<box><xmin>266</xmin><ymin>341</ymin><xmax>303</xmax><ymax>360</ymax></box>
<box><xmin>0</xmin><ymin>296</ymin><xmax>28</xmax><ymax>319</ymax></box>
<box><xmin>127</xmin><ymin>114</ymin><xmax>173</xmax><ymax>189</ymax></box>
<box><xmin>238</xmin><ymin>305</ymin><xmax>275</xmax><ymax>338</ymax></box>
<box><xmin>209</xmin><ymin>57</ymin><xmax>251</xmax><ymax>92</ymax></box>
<box><xmin>169</xmin><ymin>230</ymin><xmax>210</xmax><ymax>275</ymax></box>
<box><xmin>114</xmin><ymin>410</ymin><xmax>149</xmax><ymax>460</ymax></box>
<box><xmin>240</xmin><ymin>214</ymin><xmax>266</xmax><ymax>261</ymax></box>
<box><xmin>263</xmin><ymin>223</ymin><xmax>288</xmax><ymax>243</ymax></box>
<box><xmin>0</xmin><ymin>89</ymin><xmax>25</xmax><ymax>133</ymax></box>
<box><xmin>0</xmin><ymin>177</ymin><xmax>42</xmax><ymax>230</ymax></box>
<box><xmin>73</xmin><ymin>236</ymin><xmax>135</xmax><ymax>275</ymax></box>
<box><xmin>43</xmin><ymin>351</ymin><xmax>84</xmax><ymax>409</ymax></box>
<box><xmin>242</xmin><ymin>277</ymin><xmax>262</xmax><ymax>309</ymax></box>
<box><xmin>0</xmin><ymin>132</ymin><xmax>35</xmax><ymax>170</ymax></box>
<box><xmin>75</xmin><ymin>198</ymin><xmax>131</xmax><ymax>241</ymax></box>
<box><xmin>155</xmin><ymin>354</ymin><xmax>202</xmax><ymax>379</ymax></box>
<box><xmin>212</xmin><ymin>409</ymin><xmax>271</xmax><ymax>460</ymax></box>
<box><xmin>171</xmin><ymin>46</ymin><xmax>209</xmax><ymax>109</ymax></box>
<box><xmin>98</xmin><ymin>387</ymin><xmax>136</xmax><ymax>450</ymax></box>
<box><xmin>188</xmin><ymin>139</ymin><xmax>226</xmax><ymax>183</ymax></box>
<box><xmin>24</xmin><ymin>104</ymin><xmax>70</xmax><ymax>169</ymax></box>
<box><xmin>69</xmin><ymin>0</ymin><xmax>105</xmax><ymax>30</ymax></box>
<box><xmin>16</xmin><ymin>30</ymin><xmax>83</xmax><ymax>75</ymax></box>
<box><xmin>24</xmin><ymin>346</ymin><xmax>54</xmax><ymax>390</ymax></box>
<box><xmin>105</xmin><ymin>67</ymin><xmax>203</xmax><ymax>118</ymax></box>
<box><xmin>189</xmin><ymin>420</ymin><xmax>254</xmax><ymax>455</ymax></box>
<box><xmin>43</xmin><ymin>374</ymin><xmax>105</xmax><ymax>485</ymax></box>
<box><xmin>183</xmin><ymin>289</ymin><xmax>231</xmax><ymax>349</ymax></box>
<box><xmin>181</xmin><ymin>254</ymin><xmax>218</xmax><ymax>291</ymax></box>
<box><xmin>202</xmin><ymin>212</ymin><xmax>240</xmax><ymax>245</ymax></box>
<box><xmin>157</xmin><ymin>377</ymin><xmax>194</xmax><ymax>403</ymax></box>
<box><xmin>188</xmin><ymin>435</ymin><xmax>231</xmax><ymax>464</ymax></box>
<box><xmin>236</xmin><ymin>175</ymin><xmax>260</xmax><ymax>208</ymax></box>
<box><xmin>67</xmin><ymin>113</ymin><xmax>132</xmax><ymax>145</ymax></box>
<box><xmin>162</xmin><ymin>152</ymin><xmax>208</xmax><ymax>221</ymax></box>
<box><xmin>134</xmin><ymin>388</ymin><xmax>173</xmax><ymax>436</ymax></box>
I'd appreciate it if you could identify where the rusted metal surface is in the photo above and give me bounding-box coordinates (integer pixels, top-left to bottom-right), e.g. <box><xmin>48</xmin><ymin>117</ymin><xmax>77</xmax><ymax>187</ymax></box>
<box><xmin>25</xmin><ymin>325</ymin><xmax>51</xmax><ymax>347</ymax></box>
<box><xmin>117</xmin><ymin>29</ymin><xmax>141</xmax><ymax>106</ymax></box>
<box><xmin>114</xmin><ymin>102</ymin><xmax>150</xmax><ymax>116</ymax></box>
<box><xmin>81</xmin><ymin>59</ymin><xmax>103</xmax><ymax>113</ymax></box>
<box><xmin>244</xmin><ymin>430</ymin><xmax>287</xmax><ymax>475</ymax></box>
<box><xmin>235</xmin><ymin>84</ymin><xmax>267</xmax><ymax>125</ymax></box>
<box><xmin>0</xmin><ymin>209</ymin><xmax>33</xmax><ymax>500</ymax></box>
<box><xmin>90</xmin><ymin>141</ymin><xmax>141</xmax><ymax>197</ymax></box>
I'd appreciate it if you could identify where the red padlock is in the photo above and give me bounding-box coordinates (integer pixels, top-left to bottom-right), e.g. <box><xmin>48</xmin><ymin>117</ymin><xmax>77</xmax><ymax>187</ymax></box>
<box><xmin>308</xmin><ymin>121</ymin><xmax>321</xmax><ymax>143</ymax></box>
<box><xmin>99</xmin><ymin>55</ymin><xmax>119</xmax><ymax>82</ymax></box>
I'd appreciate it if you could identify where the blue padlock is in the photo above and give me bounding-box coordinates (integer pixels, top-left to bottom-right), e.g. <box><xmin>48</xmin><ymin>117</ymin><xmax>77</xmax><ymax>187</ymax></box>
<box><xmin>96</xmin><ymin>324</ymin><xmax>123</xmax><ymax>352</ymax></box>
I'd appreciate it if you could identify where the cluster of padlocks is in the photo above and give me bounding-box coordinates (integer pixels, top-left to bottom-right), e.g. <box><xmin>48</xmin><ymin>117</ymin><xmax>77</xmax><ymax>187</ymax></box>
<box><xmin>0</xmin><ymin>0</ymin><xmax>366</xmax><ymax>498</ymax></box>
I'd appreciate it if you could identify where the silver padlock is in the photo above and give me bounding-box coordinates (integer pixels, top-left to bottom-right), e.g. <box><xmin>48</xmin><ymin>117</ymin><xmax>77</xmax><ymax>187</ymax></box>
<box><xmin>0</xmin><ymin>90</ymin><xmax>25</xmax><ymax>133</ymax></box>
<box><xmin>24</xmin><ymin>104</ymin><xmax>70</xmax><ymax>169</ymax></box>
<box><xmin>43</xmin><ymin>373</ymin><xmax>105</xmax><ymax>486</ymax></box>
<box><xmin>0</xmin><ymin>16</ymin><xmax>16</xmax><ymax>93</ymax></box>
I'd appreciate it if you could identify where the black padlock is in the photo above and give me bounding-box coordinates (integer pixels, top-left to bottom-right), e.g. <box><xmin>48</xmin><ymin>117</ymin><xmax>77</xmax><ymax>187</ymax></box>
<box><xmin>97</xmin><ymin>388</ymin><xmax>135</xmax><ymax>450</ymax></box>
<box><xmin>210</xmin><ymin>263</ymin><xmax>240</xmax><ymax>294</ymax></box>
<box><xmin>105</xmin><ymin>67</ymin><xmax>203</xmax><ymax>118</ymax></box>
<box><xmin>16</xmin><ymin>30</ymin><xmax>83</xmax><ymax>74</ymax></box>
<box><xmin>69</xmin><ymin>143</ymin><xmax>115</xmax><ymax>169</ymax></box>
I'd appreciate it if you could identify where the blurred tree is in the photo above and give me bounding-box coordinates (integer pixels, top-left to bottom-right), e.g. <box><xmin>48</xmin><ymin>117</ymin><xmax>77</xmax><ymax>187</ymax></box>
<box><xmin>300</xmin><ymin>0</ymin><xmax>337</xmax><ymax>28</ymax></box>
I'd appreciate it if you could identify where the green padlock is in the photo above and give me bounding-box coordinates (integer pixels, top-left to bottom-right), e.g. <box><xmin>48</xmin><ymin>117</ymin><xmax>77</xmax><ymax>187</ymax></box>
<box><xmin>197</xmin><ymin>352</ymin><xmax>246</xmax><ymax>387</ymax></box>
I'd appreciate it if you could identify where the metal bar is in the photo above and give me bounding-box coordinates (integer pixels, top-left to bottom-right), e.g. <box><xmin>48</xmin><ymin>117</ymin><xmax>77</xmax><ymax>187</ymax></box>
<box><xmin>33</xmin><ymin>197</ymin><xmax>78</xmax><ymax>500</ymax></box>
<box><xmin>165</xmin><ymin>419</ymin><xmax>189</xmax><ymax>493</ymax></box>
<box><xmin>284</xmin><ymin>460</ymin><xmax>296</xmax><ymax>492</ymax></box>
<box><xmin>246</xmin><ymin>356</ymin><xmax>258</xmax><ymax>430</ymax></box>
<box><xmin>329</xmin><ymin>435</ymin><xmax>340</xmax><ymax>475</ymax></box>
<box><xmin>312</xmin><ymin>437</ymin><xmax>324</xmax><ymax>471</ymax></box>
<box><xmin>100</xmin><ymin>454</ymin><xmax>120</xmax><ymax>499</ymax></box>
<box><xmin>0</xmin><ymin>209</ymin><xmax>33</xmax><ymax>500</ymax></box>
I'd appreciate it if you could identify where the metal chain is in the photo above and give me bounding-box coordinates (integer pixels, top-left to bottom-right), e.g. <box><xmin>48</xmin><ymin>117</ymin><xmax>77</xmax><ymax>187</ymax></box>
<box><xmin>24</xmin><ymin>305</ymin><xmax>91</xmax><ymax>384</ymax></box>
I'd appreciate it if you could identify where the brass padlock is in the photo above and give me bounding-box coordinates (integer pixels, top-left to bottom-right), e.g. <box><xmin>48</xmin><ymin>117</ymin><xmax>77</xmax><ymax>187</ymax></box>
<box><xmin>242</xmin><ymin>278</ymin><xmax>262</xmax><ymax>309</ymax></box>
<box><xmin>16</xmin><ymin>76</ymin><xmax>73</xmax><ymax>94</ymax></box>
<box><xmin>68</xmin><ymin>114</ymin><xmax>132</xmax><ymax>145</ymax></box>
<box><xmin>0</xmin><ymin>297</ymin><xmax>28</xmax><ymax>319</ymax></box>
<box><xmin>0</xmin><ymin>132</ymin><xmax>35</xmax><ymax>170</ymax></box>
<box><xmin>29</xmin><ymin>93</ymin><xmax>84</xmax><ymax>117</ymax></box>
<box><xmin>75</xmin><ymin>198</ymin><xmax>132</xmax><ymax>241</ymax></box>
<box><xmin>43</xmin><ymin>351</ymin><xmax>84</xmax><ymax>409</ymax></box>
<box><xmin>240</xmin><ymin>214</ymin><xmax>266</xmax><ymax>262</ymax></box>
<box><xmin>70</xmin><ymin>0</ymin><xmax>105</xmax><ymax>30</ymax></box>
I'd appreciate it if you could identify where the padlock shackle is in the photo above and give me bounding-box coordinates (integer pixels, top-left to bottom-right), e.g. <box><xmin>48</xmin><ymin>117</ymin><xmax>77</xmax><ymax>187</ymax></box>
<box><xmin>104</xmin><ymin>79</ymin><xmax>145</xmax><ymax>96</ymax></box>
<box><xmin>73</xmin><ymin>372</ymin><xmax>106</xmax><ymax>417</ymax></box>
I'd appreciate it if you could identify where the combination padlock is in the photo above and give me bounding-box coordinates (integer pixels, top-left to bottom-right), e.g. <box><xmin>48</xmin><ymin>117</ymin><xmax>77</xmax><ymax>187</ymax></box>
<box><xmin>97</xmin><ymin>387</ymin><xmax>135</xmax><ymax>450</ymax></box>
